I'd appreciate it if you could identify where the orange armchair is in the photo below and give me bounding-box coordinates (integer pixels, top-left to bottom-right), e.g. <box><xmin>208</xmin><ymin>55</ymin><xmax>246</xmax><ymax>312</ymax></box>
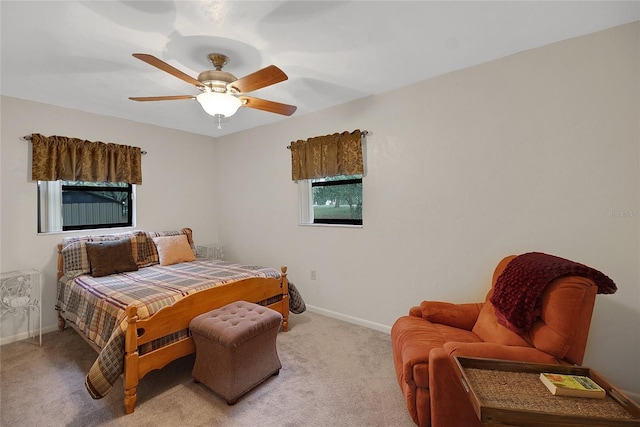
<box><xmin>391</xmin><ymin>254</ymin><xmax>610</xmax><ymax>427</ymax></box>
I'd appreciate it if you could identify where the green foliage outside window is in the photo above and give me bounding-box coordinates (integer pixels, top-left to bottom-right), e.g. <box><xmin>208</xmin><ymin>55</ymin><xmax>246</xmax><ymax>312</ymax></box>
<box><xmin>312</xmin><ymin>175</ymin><xmax>362</xmax><ymax>222</ymax></box>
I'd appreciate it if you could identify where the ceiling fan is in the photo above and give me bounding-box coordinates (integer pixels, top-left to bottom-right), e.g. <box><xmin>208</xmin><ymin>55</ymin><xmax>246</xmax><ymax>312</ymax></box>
<box><xmin>129</xmin><ymin>53</ymin><xmax>297</xmax><ymax>123</ymax></box>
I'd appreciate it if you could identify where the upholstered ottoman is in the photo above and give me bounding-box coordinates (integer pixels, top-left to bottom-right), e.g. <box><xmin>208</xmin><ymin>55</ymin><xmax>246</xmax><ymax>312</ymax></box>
<box><xmin>190</xmin><ymin>301</ymin><xmax>283</xmax><ymax>404</ymax></box>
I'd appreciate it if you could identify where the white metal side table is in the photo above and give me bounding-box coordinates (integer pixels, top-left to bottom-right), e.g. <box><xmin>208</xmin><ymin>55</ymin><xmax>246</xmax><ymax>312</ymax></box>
<box><xmin>0</xmin><ymin>269</ymin><xmax>42</xmax><ymax>345</ymax></box>
<box><xmin>196</xmin><ymin>244</ymin><xmax>225</xmax><ymax>261</ymax></box>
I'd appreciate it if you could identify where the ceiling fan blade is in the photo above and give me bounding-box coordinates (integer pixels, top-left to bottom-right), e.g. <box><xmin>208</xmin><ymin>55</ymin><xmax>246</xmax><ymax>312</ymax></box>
<box><xmin>132</xmin><ymin>53</ymin><xmax>203</xmax><ymax>88</ymax></box>
<box><xmin>129</xmin><ymin>95</ymin><xmax>195</xmax><ymax>102</ymax></box>
<box><xmin>240</xmin><ymin>96</ymin><xmax>297</xmax><ymax>116</ymax></box>
<box><xmin>231</xmin><ymin>65</ymin><xmax>288</xmax><ymax>93</ymax></box>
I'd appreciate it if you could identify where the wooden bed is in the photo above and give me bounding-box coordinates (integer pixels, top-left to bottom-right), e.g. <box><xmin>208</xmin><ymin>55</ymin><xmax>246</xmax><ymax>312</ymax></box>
<box><xmin>56</xmin><ymin>236</ymin><xmax>289</xmax><ymax>414</ymax></box>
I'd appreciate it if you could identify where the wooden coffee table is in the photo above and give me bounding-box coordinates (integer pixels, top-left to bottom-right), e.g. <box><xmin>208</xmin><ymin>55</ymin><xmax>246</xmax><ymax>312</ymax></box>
<box><xmin>453</xmin><ymin>357</ymin><xmax>640</xmax><ymax>426</ymax></box>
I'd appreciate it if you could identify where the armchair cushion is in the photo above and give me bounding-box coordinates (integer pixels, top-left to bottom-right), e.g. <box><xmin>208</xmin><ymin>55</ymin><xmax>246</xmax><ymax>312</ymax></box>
<box><xmin>471</xmin><ymin>289</ymin><xmax>530</xmax><ymax>347</ymax></box>
<box><xmin>419</xmin><ymin>301</ymin><xmax>482</xmax><ymax>331</ymax></box>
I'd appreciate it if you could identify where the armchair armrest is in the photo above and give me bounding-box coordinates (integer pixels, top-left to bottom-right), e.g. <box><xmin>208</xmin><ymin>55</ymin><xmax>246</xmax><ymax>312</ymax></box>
<box><xmin>442</xmin><ymin>341</ymin><xmax>561</xmax><ymax>364</ymax></box>
<box><xmin>409</xmin><ymin>305</ymin><xmax>422</xmax><ymax>317</ymax></box>
<box><xmin>427</xmin><ymin>343</ymin><xmax>561</xmax><ymax>427</ymax></box>
<box><xmin>429</xmin><ymin>347</ymin><xmax>483</xmax><ymax>427</ymax></box>
<box><xmin>418</xmin><ymin>301</ymin><xmax>483</xmax><ymax>331</ymax></box>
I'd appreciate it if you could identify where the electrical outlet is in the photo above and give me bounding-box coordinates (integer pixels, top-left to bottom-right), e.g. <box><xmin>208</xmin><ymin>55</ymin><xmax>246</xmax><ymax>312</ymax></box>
<box><xmin>310</xmin><ymin>270</ymin><xmax>316</xmax><ymax>280</ymax></box>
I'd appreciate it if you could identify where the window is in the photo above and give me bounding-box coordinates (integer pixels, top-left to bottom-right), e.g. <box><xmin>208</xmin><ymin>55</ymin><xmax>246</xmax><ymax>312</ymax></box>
<box><xmin>299</xmin><ymin>175</ymin><xmax>363</xmax><ymax>226</ymax></box>
<box><xmin>38</xmin><ymin>180</ymin><xmax>134</xmax><ymax>233</ymax></box>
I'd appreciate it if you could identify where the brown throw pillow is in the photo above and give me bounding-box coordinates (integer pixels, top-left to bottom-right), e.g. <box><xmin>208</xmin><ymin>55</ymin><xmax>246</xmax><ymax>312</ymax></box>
<box><xmin>86</xmin><ymin>239</ymin><xmax>139</xmax><ymax>277</ymax></box>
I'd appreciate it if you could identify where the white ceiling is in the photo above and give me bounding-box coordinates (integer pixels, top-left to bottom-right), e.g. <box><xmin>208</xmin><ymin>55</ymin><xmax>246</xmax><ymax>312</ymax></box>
<box><xmin>2</xmin><ymin>1</ymin><xmax>638</xmax><ymax>138</ymax></box>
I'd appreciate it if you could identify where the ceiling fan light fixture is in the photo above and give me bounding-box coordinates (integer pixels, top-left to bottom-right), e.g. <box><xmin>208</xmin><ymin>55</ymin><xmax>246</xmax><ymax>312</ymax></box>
<box><xmin>196</xmin><ymin>92</ymin><xmax>242</xmax><ymax>117</ymax></box>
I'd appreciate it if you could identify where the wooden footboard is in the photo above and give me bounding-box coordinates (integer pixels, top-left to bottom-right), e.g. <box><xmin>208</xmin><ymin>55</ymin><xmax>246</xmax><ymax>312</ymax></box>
<box><xmin>123</xmin><ymin>267</ymin><xmax>288</xmax><ymax>414</ymax></box>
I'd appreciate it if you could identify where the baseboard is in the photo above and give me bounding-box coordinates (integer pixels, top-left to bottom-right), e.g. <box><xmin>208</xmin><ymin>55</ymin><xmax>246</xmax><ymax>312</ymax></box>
<box><xmin>306</xmin><ymin>305</ymin><xmax>391</xmax><ymax>334</ymax></box>
<box><xmin>0</xmin><ymin>324</ymin><xmax>58</xmax><ymax>346</ymax></box>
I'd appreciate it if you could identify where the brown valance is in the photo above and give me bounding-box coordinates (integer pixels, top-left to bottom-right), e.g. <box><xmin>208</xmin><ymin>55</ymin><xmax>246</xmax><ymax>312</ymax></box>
<box><xmin>31</xmin><ymin>134</ymin><xmax>143</xmax><ymax>184</ymax></box>
<box><xmin>290</xmin><ymin>129</ymin><xmax>364</xmax><ymax>181</ymax></box>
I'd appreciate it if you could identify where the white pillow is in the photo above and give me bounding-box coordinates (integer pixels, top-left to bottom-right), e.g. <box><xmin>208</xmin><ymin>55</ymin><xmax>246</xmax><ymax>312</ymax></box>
<box><xmin>152</xmin><ymin>235</ymin><xmax>196</xmax><ymax>266</ymax></box>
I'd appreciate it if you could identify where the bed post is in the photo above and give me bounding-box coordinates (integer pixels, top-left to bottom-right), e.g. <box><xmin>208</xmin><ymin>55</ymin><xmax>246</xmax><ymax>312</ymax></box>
<box><xmin>124</xmin><ymin>305</ymin><xmax>139</xmax><ymax>414</ymax></box>
<box><xmin>281</xmin><ymin>266</ymin><xmax>289</xmax><ymax>332</ymax></box>
<box><xmin>57</xmin><ymin>312</ymin><xmax>66</xmax><ymax>331</ymax></box>
<box><xmin>57</xmin><ymin>243</ymin><xmax>64</xmax><ymax>280</ymax></box>
<box><xmin>57</xmin><ymin>244</ymin><xmax>67</xmax><ymax>331</ymax></box>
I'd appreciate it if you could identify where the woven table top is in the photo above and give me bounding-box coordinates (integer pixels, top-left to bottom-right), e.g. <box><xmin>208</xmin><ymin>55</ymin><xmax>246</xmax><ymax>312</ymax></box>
<box><xmin>465</xmin><ymin>368</ymin><xmax>635</xmax><ymax>420</ymax></box>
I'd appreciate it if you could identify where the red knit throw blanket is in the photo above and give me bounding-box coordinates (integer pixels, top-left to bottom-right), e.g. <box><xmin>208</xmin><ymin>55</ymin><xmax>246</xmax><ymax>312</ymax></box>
<box><xmin>490</xmin><ymin>252</ymin><xmax>617</xmax><ymax>334</ymax></box>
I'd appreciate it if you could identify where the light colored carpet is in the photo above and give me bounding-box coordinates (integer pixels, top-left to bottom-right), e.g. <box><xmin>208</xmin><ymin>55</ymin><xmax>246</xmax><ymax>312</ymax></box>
<box><xmin>0</xmin><ymin>311</ymin><xmax>414</xmax><ymax>426</ymax></box>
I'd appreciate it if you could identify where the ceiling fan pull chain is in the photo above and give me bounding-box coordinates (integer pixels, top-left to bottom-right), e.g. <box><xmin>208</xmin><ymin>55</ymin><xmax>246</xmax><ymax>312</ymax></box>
<box><xmin>217</xmin><ymin>115</ymin><xmax>223</xmax><ymax>130</ymax></box>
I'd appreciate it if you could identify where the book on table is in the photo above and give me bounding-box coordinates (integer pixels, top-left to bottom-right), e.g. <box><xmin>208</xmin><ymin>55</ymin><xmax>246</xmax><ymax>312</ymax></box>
<box><xmin>539</xmin><ymin>372</ymin><xmax>606</xmax><ymax>399</ymax></box>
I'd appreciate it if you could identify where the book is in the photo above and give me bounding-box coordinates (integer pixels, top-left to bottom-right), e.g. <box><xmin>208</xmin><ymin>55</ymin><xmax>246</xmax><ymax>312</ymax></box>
<box><xmin>539</xmin><ymin>372</ymin><xmax>606</xmax><ymax>399</ymax></box>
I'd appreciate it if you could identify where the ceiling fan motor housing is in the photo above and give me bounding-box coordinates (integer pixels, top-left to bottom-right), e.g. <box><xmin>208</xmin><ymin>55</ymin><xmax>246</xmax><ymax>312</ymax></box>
<box><xmin>197</xmin><ymin>70</ymin><xmax>238</xmax><ymax>93</ymax></box>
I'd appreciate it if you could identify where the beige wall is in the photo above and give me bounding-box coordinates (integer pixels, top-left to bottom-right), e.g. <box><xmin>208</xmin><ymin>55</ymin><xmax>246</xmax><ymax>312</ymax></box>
<box><xmin>1</xmin><ymin>22</ymin><xmax>638</xmax><ymax>396</ymax></box>
<box><xmin>214</xmin><ymin>22</ymin><xmax>640</xmax><ymax>394</ymax></box>
<box><xmin>0</xmin><ymin>97</ymin><xmax>219</xmax><ymax>341</ymax></box>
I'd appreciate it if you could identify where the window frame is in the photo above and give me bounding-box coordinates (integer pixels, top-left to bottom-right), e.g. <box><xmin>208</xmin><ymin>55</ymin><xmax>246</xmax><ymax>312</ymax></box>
<box><xmin>311</xmin><ymin>178</ymin><xmax>363</xmax><ymax>226</ymax></box>
<box><xmin>298</xmin><ymin>175</ymin><xmax>363</xmax><ymax>227</ymax></box>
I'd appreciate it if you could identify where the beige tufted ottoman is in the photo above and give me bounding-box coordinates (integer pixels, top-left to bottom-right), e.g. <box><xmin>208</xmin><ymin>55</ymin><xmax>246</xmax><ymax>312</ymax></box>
<box><xmin>190</xmin><ymin>300</ymin><xmax>283</xmax><ymax>404</ymax></box>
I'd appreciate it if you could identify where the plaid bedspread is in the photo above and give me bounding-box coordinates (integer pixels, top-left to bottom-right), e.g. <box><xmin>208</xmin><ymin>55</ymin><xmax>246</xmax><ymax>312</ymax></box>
<box><xmin>56</xmin><ymin>260</ymin><xmax>281</xmax><ymax>399</ymax></box>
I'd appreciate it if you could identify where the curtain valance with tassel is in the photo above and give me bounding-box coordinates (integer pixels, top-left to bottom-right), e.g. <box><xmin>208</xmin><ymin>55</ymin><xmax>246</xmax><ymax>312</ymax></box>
<box><xmin>290</xmin><ymin>129</ymin><xmax>364</xmax><ymax>181</ymax></box>
<box><xmin>31</xmin><ymin>134</ymin><xmax>143</xmax><ymax>184</ymax></box>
